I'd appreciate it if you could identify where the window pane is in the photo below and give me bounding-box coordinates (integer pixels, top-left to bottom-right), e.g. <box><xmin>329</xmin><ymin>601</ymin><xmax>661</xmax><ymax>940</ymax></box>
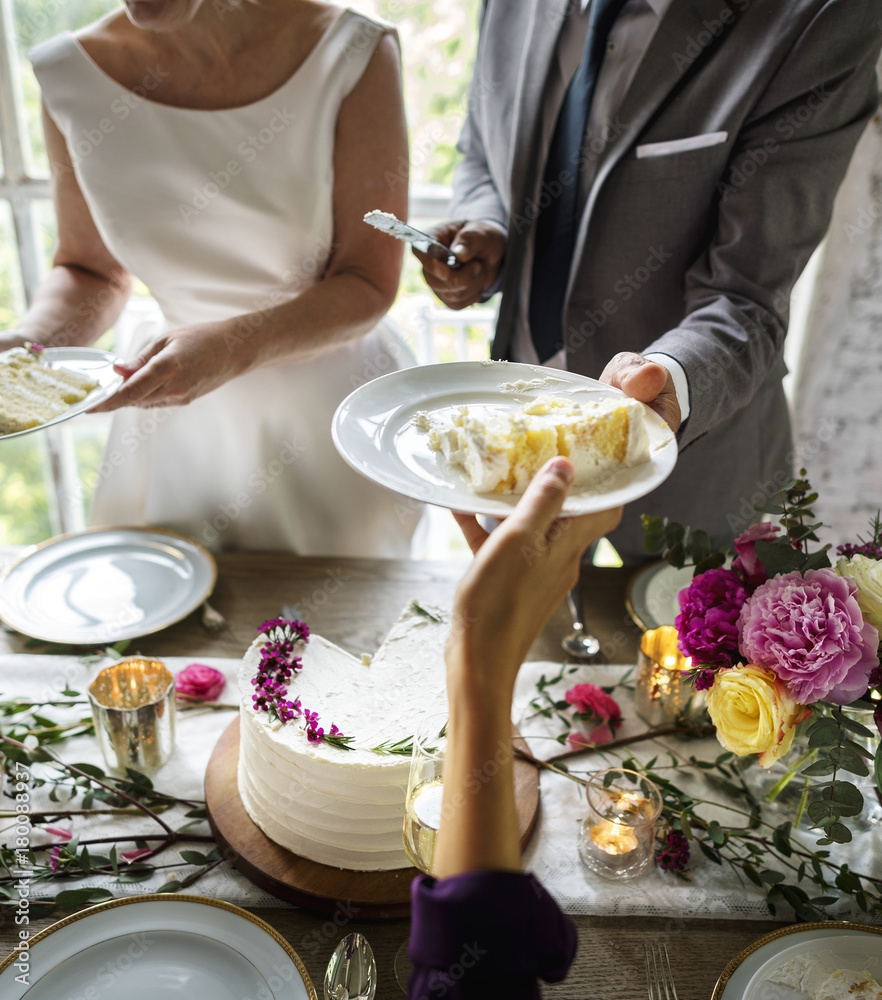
<box><xmin>14</xmin><ymin>0</ymin><xmax>120</xmax><ymax>175</ymax></box>
<box><xmin>0</xmin><ymin>199</ymin><xmax>25</xmax><ymax>326</ymax></box>
<box><xmin>364</xmin><ymin>1</ymin><xmax>481</xmax><ymax>188</ymax></box>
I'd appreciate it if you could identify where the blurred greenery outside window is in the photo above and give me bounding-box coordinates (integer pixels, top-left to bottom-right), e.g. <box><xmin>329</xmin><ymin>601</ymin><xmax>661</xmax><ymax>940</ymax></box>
<box><xmin>0</xmin><ymin>0</ymin><xmax>485</xmax><ymax>546</ymax></box>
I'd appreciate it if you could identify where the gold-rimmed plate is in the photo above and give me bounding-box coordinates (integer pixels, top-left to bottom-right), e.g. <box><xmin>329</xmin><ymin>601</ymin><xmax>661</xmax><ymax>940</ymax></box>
<box><xmin>0</xmin><ymin>894</ymin><xmax>316</xmax><ymax>999</ymax></box>
<box><xmin>0</xmin><ymin>526</ymin><xmax>216</xmax><ymax>644</ymax></box>
<box><xmin>712</xmin><ymin>922</ymin><xmax>882</xmax><ymax>1000</ymax></box>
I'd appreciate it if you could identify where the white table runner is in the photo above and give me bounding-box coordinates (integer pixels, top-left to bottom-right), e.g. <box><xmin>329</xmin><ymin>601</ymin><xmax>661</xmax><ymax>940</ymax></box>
<box><xmin>1</xmin><ymin>655</ymin><xmax>879</xmax><ymax>921</ymax></box>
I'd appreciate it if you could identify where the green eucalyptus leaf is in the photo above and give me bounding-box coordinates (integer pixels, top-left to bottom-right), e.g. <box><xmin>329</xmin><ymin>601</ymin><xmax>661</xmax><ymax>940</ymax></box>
<box><xmin>180</xmin><ymin>850</ymin><xmax>209</xmax><ymax>866</ymax></box>
<box><xmin>826</xmin><ymin>747</ymin><xmax>869</xmax><ymax>776</ymax></box>
<box><xmin>55</xmin><ymin>887</ymin><xmax>113</xmax><ymax>910</ymax></box>
<box><xmin>156</xmin><ymin>880</ymin><xmax>182</xmax><ymax>894</ymax></box>
<box><xmin>801</xmin><ymin>759</ymin><xmax>835</xmax><ymax>777</ymax></box>
<box><xmin>70</xmin><ymin>762</ymin><xmax>105</xmax><ymax>779</ymax></box>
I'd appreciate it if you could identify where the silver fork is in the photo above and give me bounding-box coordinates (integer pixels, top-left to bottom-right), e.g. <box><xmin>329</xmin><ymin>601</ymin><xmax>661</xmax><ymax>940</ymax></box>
<box><xmin>645</xmin><ymin>942</ymin><xmax>679</xmax><ymax>1000</ymax></box>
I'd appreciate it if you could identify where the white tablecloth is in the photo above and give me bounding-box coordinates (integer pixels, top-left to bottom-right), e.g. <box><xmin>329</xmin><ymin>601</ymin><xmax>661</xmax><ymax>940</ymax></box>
<box><xmin>1</xmin><ymin>655</ymin><xmax>880</xmax><ymax>922</ymax></box>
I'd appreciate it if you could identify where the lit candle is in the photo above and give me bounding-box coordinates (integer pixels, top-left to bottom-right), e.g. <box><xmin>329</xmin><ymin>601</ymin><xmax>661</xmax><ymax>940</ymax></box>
<box><xmin>88</xmin><ymin>658</ymin><xmax>176</xmax><ymax>774</ymax></box>
<box><xmin>578</xmin><ymin>769</ymin><xmax>663</xmax><ymax>881</ymax></box>
<box><xmin>590</xmin><ymin>818</ymin><xmax>639</xmax><ymax>855</ymax></box>
<box><xmin>635</xmin><ymin>626</ymin><xmax>696</xmax><ymax>727</ymax></box>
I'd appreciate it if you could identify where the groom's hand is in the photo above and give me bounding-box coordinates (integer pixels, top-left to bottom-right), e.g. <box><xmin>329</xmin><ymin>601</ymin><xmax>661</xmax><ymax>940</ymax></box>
<box><xmin>414</xmin><ymin>220</ymin><xmax>505</xmax><ymax>310</ymax></box>
<box><xmin>600</xmin><ymin>352</ymin><xmax>682</xmax><ymax>433</ymax></box>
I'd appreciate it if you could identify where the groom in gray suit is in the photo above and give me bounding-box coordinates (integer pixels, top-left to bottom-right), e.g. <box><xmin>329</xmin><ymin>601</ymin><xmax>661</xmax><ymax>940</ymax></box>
<box><xmin>418</xmin><ymin>0</ymin><xmax>882</xmax><ymax>563</ymax></box>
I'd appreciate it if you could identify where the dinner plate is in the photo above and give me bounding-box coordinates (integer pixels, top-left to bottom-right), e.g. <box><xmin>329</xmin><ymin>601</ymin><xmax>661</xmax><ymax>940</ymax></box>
<box><xmin>713</xmin><ymin>922</ymin><xmax>882</xmax><ymax>1000</ymax></box>
<box><xmin>332</xmin><ymin>361</ymin><xmax>678</xmax><ymax>517</ymax></box>
<box><xmin>0</xmin><ymin>526</ymin><xmax>216</xmax><ymax>644</ymax></box>
<box><xmin>625</xmin><ymin>561</ymin><xmax>695</xmax><ymax>630</ymax></box>
<box><xmin>0</xmin><ymin>346</ymin><xmax>124</xmax><ymax>440</ymax></box>
<box><xmin>0</xmin><ymin>894</ymin><xmax>317</xmax><ymax>999</ymax></box>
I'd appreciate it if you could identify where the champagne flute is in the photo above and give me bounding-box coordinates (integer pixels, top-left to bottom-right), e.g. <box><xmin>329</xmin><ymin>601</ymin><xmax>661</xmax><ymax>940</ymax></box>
<box><xmin>395</xmin><ymin>713</ymin><xmax>448</xmax><ymax>992</ymax></box>
<box><xmin>402</xmin><ymin>714</ymin><xmax>447</xmax><ymax>872</ymax></box>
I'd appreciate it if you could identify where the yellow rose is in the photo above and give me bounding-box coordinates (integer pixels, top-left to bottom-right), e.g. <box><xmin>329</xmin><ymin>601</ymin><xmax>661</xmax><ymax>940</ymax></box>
<box><xmin>705</xmin><ymin>664</ymin><xmax>810</xmax><ymax>768</ymax></box>
<box><xmin>837</xmin><ymin>555</ymin><xmax>882</xmax><ymax>631</ymax></box>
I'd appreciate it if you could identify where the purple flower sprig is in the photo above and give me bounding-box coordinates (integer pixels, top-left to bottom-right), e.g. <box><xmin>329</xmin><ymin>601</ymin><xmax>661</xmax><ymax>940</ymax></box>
<box><xmin>656</xmin><ymin>830</ymin><xmax>690</xmax><ymax>872</ymax></box>
<box><xmin>837</xmin><ymin>510</ymin><xmax>882</xmax><ymax>562</ymax></box>
<box><xmin>258</xmin><ymin>617</ymin><xmax>310</xmax><ymax>645</ymax></box>
<box><xmin>251</xmin><ymin>618</ymin><xmax>309</xmax><ymax>725</ymax></box>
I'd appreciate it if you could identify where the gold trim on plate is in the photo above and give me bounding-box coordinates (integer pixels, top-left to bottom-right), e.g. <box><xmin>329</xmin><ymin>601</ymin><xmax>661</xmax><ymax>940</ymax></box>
<box><xmin>0</xmin><ymin>525</ymin><xmax>218</xmax><ymax>644</ymax></box>
<box><xmin>0</xmin><ymin>892</ymin><xmax>317</xmax><ymax>999</ymax></box>
<box><xmin>711</xmin><ymin>921</ymin><xmax>882</xmax><ymax>999</ymax></box>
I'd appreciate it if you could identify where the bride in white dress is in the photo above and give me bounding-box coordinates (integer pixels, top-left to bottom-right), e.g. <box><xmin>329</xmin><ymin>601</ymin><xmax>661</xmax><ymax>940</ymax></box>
<box><xmin>6</xmin><ymin>0</ymin><xmax>419</xmax><ymax>556</ymax></box>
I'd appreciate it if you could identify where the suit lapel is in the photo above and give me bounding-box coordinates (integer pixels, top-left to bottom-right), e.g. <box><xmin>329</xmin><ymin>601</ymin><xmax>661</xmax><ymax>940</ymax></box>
<box><xmin>571</xmin><ymin>0</ymin><xmax>742</xmax><ymax>264</ymax></box>
<box><xmin>508</xmin><ymin>0</ymin><xmax>571</xmax><ymax>211</ymax></box>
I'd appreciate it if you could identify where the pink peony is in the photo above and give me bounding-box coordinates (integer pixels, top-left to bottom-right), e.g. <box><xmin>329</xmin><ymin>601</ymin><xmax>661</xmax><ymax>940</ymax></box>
<box><xmin>733</xmin><ymin>522</ymin><xmax>781</xmax><ymax>587</ymax></box>
<box><xmin>738</xmin><ymin>568</ymin><xmax>880</xmax><ymax>704</ymax></box>
<box><xmin>175</xmin><ymin>663</ymin><xmax>226</xmax><ymax>701</ymax></box>
<box><xmin>676</xmin><ymin>568</ymin><xmax>748</xmax><ymax>667</ymax></box>
<box><xmin>565</xmin><ymin>684</ymin><xmax>622</xmax><ymax>745</ymax></box>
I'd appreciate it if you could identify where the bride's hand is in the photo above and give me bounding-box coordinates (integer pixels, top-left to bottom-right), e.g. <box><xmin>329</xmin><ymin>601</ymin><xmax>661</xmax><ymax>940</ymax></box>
<box><xmin>92</xmin><ymin>324</ymin><xmax>249</xmax><ymax>411</ymax></box>
<box><xmin>0</xmin><ymin>331</ymin><xmax>29</xmax><ymax>352</ymax></box>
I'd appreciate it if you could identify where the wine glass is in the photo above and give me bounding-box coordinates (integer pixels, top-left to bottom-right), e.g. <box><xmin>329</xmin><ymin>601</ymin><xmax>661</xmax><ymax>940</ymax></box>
<box><xmin>394</xmin><ymin>713</ymin><xmax>448</xmax><ymax>992</ymax></box>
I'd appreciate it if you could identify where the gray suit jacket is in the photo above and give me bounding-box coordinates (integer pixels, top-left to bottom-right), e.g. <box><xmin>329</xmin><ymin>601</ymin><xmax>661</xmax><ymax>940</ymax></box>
<box><xmin>451</xmin><ymin>0</ymin><xmax>881</xmax><ymax>561</ymax></box>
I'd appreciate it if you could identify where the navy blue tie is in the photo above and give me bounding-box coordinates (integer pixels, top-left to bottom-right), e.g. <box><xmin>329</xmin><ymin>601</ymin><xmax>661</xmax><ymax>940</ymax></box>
<box><xmin>529</xmin><ymin>0</ymin><xmax>628</xmax><ymax>363</ymax></box>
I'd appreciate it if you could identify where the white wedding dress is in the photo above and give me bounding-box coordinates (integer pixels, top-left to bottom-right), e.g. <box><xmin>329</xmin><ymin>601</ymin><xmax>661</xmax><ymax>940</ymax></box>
<box><xmin>31</xmin><ymin>9</ymin><xmax>420</xmax><ymax>556</ymax></box>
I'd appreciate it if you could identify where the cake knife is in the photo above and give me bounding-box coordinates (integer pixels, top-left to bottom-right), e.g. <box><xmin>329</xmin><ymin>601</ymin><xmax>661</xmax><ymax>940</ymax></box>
<box><xmin>363</xmin><ymin>211</ymin><xmax>462</xmax><ymax>268</ymax></box>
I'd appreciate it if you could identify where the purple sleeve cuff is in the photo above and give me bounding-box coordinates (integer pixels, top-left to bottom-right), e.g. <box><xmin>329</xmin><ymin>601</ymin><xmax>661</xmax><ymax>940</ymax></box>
<box><xmin>407</xmin><ymin>871</ymin><xmax>577</xmax><ymax>997</ymax></box>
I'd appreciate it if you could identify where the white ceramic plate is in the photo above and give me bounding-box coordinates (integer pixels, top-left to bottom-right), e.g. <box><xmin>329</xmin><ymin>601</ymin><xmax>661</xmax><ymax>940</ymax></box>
<box><xmin>0</xmin><ymin>894</ymin><xmax>316</xmax><ymax>999</ymax></box>
<box><xmin>0</xmin><ymin>526</ymin><xmax>216</xmax><ymax>644</ymax></box>
<box><xmin>625</xmin><ymin>561</ymin><xmax>695</xmax><ymax>631</ymax></box>
<box><xmin>713</xmin><ymin>923</ymin><xmax>882</xmax><ymax>1000</ymax></box>
<box><xmin>332</xmin><ymin>361</ymin><xmax>678</xmax><ymax>517</ymax></box>
<box><xmin>0</xmin><ymin>346</ymin><xmax>124</xmax><ymax>440</ymax></box>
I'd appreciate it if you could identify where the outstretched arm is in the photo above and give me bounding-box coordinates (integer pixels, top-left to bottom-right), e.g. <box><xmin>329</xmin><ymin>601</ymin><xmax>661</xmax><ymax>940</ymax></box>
<box><xmin>407</xmin><ymin>460</ymin><xmax>620</xmax><ymax>998</ymax></box>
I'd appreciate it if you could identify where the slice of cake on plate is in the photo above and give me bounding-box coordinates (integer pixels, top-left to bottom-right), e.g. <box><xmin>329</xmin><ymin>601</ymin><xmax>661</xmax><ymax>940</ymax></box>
<box><xmin>0</xmin><ymin>345</ymin><xmax>99</xmax><ymax>434</ymax></box>
<box><xmin>237</xmin><ymin>602</ymin><xmax>449</xmax><ymax>871</ymax></box>
<box><xmin>422</xmin><ymin>394</ymin><xmax>650</xmax><ymax>494</ymax></box>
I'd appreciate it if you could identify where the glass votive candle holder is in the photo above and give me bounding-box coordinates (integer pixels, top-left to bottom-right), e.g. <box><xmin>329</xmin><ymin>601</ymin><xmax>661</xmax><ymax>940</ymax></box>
<box><xmin>89</xmin><ymin>658</ymin><xmax>176</xmax><ymax>774</ymax></box>
<box><xmin>578</xmin><ymin>768</ymin><xmax>663</xmax><ymax>881</ymax></box>
<box><xmin>635</xmin><ymin>626</ymin><xmax>696</xmax><ymax>727</ymax></box>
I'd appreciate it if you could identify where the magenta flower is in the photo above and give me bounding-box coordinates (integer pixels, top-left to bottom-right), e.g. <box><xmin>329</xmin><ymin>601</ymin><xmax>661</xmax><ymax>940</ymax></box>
<box><xmin>676</xmin><ymin>568</ymin><xmax>748</xmax><ymax>666</ymax></box>
<box><xmin>564</xmin><ymin>684</ymin><xmax>622</xmax><ymax>744</ymax></box>
<box><xmin>733</xmin><ymin>522</ymin><xmax>781</xmax><ymax>587</ymax></box>
<box><xmin>738</xmin><ymin>568</ymin><xmax>880</xmax><ymax>704</ymax></box>
<box><xmin>306</xmin><ymin>725</ymin><xmax>324</xmax><ymax>744</ymax></box>
<box><xmin>656</xmin><ymin>830</ymin><xmax>690</xmax><ymax>872</ymax></box>
<box><xmin>176</xmin><ymin>663</ymin><xmax>226</xmax><ymax>701</ymax></box>
<box><xmin>48</xmin><ymin>845</ymin><xmax>65</xmax><ymax>873</ymax></box>
<box><xmin>692</xmin><ymin>668</ymin><xmax>717</xmax><ymax>691</ymax></box>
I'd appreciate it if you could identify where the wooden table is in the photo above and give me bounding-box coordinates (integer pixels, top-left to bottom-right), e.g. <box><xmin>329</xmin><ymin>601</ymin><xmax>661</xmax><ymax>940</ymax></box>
<box><xmin>0</xmin><ymin>551</ymin><xmax>781</xmax><ymax>998</ymax></box>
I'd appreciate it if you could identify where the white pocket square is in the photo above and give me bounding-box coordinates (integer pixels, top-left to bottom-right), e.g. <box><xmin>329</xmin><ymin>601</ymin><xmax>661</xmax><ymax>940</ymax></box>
<box><xmin>635</xmin><ymin>131</ymin><xmax>728</xmax><ymax>159</ymax></box>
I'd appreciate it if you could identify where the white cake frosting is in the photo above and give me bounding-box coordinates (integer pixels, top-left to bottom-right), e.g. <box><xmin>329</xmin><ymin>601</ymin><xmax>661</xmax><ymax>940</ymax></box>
<box><xmin>237</xmin><ymin>603</ymin><xmax>449</xmax><ymax>871</ymax></box>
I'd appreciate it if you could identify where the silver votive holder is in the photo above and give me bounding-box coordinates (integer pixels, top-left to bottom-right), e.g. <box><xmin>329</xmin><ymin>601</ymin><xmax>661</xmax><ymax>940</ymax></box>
<box><xmin>89</xmin><ymin>658</ymin><xmax>176</xmax><ymax>774</ymax></box>
<box><xmin>578</xmin><ymin>768</ymin><xmax>662</xmax><ymax>881</ymax></box>
<box><xmin>635</xmin><ymin>626</ymin><xmax>698</xmax><ymax>727</ymax></box>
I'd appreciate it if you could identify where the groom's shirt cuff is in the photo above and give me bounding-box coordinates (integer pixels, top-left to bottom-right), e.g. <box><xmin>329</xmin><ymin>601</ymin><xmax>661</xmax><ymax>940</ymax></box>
<box><xmin>644</xmin><ymin>352</ymin><xmax>691</xmax><ymax>423</ymax></box>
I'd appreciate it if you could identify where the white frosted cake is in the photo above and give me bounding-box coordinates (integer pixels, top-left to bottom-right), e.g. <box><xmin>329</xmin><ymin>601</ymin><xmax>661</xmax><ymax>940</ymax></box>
<box><xmin>237</xmin><ymin>603</ymin><xmax>449</xmax><ymax>871</ymax></box>
<box><xmin>0</xmin><ymin>346</ymin><xmax>98</xmax><ymax>434</ymax></box>
<box><xmin>422</xmin><ymin>394</ymin><xmax>650</xmax><ymax>494</ymax></box>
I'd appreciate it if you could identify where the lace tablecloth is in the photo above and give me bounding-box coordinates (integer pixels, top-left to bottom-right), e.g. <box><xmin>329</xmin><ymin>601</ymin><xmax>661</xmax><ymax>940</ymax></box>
<box><xmin>2</xmin><ymin>655</ymin><xmax>880</xmax><ymax>921</ymax></box>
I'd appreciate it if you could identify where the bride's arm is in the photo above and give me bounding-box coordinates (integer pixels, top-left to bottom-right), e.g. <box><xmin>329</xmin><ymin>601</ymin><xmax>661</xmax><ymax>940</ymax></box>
<box><xmin>96</xmin><ymin>32</ymin><xmax>407</xmax><ymax>411</ymax></box>
<box><xmin>0</xmin><ymin>104</ymin><xmax>132</xmax><ymax>352</ymax></box>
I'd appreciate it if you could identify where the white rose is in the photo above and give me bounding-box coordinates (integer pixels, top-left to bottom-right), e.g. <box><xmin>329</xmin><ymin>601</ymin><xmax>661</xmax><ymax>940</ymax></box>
<box><xmin>837</xmin><ymin>555</ymin><xmax>882</xmax><ymax>631</ymax></box>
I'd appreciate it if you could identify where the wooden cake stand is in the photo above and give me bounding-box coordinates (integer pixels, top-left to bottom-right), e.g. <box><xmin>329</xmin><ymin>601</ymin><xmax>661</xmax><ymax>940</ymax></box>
<box><xmin>205</xmin><ymin>718</ymin><xmax>540</xmax><ymax>919</ymax></box>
